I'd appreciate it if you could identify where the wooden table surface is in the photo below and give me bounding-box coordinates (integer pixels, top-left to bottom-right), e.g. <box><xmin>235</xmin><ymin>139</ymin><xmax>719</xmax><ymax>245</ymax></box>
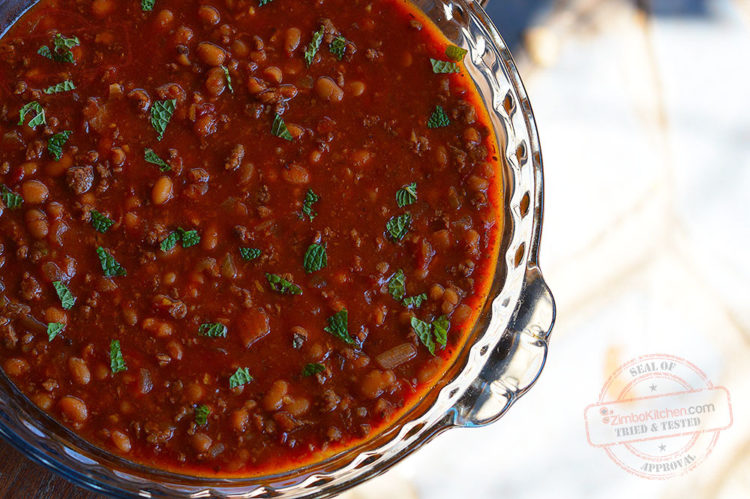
<box><xmin>0</xmin><ymin>437</ymin><xmax>99</xmax><ymax>499</ymax></box>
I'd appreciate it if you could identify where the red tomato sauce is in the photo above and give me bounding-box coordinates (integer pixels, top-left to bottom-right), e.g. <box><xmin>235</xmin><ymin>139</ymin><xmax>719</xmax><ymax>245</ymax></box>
<box><xmin>0</xmin><ymin>0</ymin><xmax>502</xmax><ymax>475</ymax></box>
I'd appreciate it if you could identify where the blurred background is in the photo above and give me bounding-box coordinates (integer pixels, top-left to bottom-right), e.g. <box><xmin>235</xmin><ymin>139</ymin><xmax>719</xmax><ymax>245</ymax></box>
<box><xmin>343</xmin><ymin>0</ymin><xmax>750</xmax><ymax>497</ymax></box>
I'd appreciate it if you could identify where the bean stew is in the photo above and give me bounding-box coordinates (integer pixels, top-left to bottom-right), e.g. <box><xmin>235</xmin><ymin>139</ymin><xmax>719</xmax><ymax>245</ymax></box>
<box><xmin>0</xmin><ymin>0</ymin><xmax>502</xmax><ymax>475</ymax></box>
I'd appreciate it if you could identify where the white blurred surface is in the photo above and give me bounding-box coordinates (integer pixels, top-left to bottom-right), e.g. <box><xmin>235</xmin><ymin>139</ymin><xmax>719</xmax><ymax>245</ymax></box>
<box><xmin>343</xmin><ymin>0</ymin><xmax>750</xmax><ymax>497</ymax></box>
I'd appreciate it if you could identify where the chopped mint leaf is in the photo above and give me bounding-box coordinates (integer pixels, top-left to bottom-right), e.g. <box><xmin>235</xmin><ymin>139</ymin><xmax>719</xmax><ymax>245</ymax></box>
<box><xmin>302</xmin><ymin>363</ymin><xmax>325</xmax><ymax>377</ymax></box>
<box><xmin>160</xmin><ymin>232</ymin><xmax>179</xmax><ymax>251</ymax></box>
<box><xmin>150</xmin><ymin>99</ymin><xmax>176</xmax><ymax>140</ymax></box>
<box><xmin>403</xmin><ymin>293</ymin><xmax>427</xmax><ymax>308</ymax></box>
<box><xmin>1</xmin><ymin>185</ymin><xmax>23</xmax><ymax>210</ymax></box>
<box><xmin>329</xmin><ymin>36</ymin><xmax>347</xmax><ymax>60</ymax></box>
<box><xmin>411</xmin><ymin>317</ymin><xmax>435</xmax><ymax>355</ymax></box>
<box><xmin>90</xmin><ymin>210</ymin><xmax>114</xmax><ymax>233</ymax></box>
<box><xmin>271</xmin><ymin>113</ymin><xmax>293</xmax><ymax>141</ymax></box>
<box><xmin>18</xmin><ymin>101</ymin><xmax>45</xmax><ymax>128</ymax></box>
<box><xmin>199</xmin><ymin>322</ymin><xmax>227</xmax><ymax>338</ymax></box>
<box><xmin>388</xmin><ymin>269</ymin><xmax>406</xmax><ymax>301</ymax></box>
<box><xmin>221</xmin><ymin>65</ymin><xmax>234</xmax><ymax>93</ymax></box>
<box><xmin>304</xmin><ymin>26</ymin><xmax>325</xmax><ymax>66</ymax></box>
<box><xmin>396</xmin><ymin>182</ymin><xmax>417</xmax><ymax>207</ymax></box>
<box><xmin>38</xmin><ymin>33</ymin><xmax>79</xmax><ymax>63</ymax></box>
<box><xmin>324</xmin><ymin>309</ymin><xmax>355</xmax><ymax>345</ymax></box>
<box><xmin>195</xmin><ymin>404</ymin><xmax>210</xmax><ymax>425</ymax></box>
<box><xmin>44</xmin><ymin>80</ymin><xmax>75</xmax><ymax>94</ymax></box>
<box><xmin>110</xmin><ymin>340</ymin><xmax>127</xmax><ymax>373</ymax></box>
<box><xmin>144</xmin><ymin>148</ymin><xmax>170</xmax><ymax>171</ymax></box>
<box><xmin>141</xmin><ymin>0</ymin><xmax>155</xmax><ymax>12</ymax></box>
<box><xmin>301</xmin><ymin>189</ymin><xmax>319</xmax><ymax>221</ymax></box>
<box><xmin>53</xmin><ymin>281</ymin><xmax>76</xmax><ymax>310</ymax></box>
<box><xmin>303</xmin><ymin>243</ymin><xmax>327</xmax><ymax>273</ymax></box>
<box><xmin>96</xmin><ymin>247</ymin><xmax>127</xmax><ymax>277</ymax></box>
<box><xmin>47</xmin><ymin>322</ymin><xmax>65</xmax><ymax>342</ymax></box>
<box><xmin>265</xmin><ymin>273</ymin><xmax>302</xmax><ymax>295</ymax></box>
<box><xmin>430</xmin><ymin>58</ymin><xmax>459</xmax><ymax>74</ymax></box>
<box><xmin>229</xmin><ymin>367</ymin><xmax>253</xmax><ymax>388</ymax></box>
<box><xmin>433</xmin><ymin>315</ymin><xmax>450</xmax><ymax>347</ymax></box>
<box><xmin>240</xmin><ymin>248</ymin><xmax>261</xmax><ymax>261</ymax></box>
<box><xmin>445</xmin><ymin>45</ymin><xmax>468</xmax><ymax>61</ymax></box>
<box><xmin>427</xmin><ymin>105</ymin><xmax>450</xmax><ymax>128</ymax></box>
<box><xmin>386</xmin><ymin>213</ymin><xmax>411</xmax><ymax>241</ymax></box>
<box><xmin>47</xmin><ymin>130</ymin><xmax>72</xmax><ymax>161</ymax></box>
<box><xmin>177</xmin><ymin>228</ymin><xmax>200</xmax><ymax>248</ymax></box>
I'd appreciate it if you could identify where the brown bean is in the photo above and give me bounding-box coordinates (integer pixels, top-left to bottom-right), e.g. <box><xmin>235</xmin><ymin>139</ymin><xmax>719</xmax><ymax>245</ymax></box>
<box><xmin>194</xmin><ymin>114</ymin><xmax>217</xmax><ymax>137</ymax></box>
<box><xmin>45</xmin><ymin>306</ymin><xmax>67</xmax><ymax>324</ymax></box>
<box><xmin>21</xmin><ymin>180</ymin><xmax>48</xmax><ymax>204</ymax></box>
<box><xmin>348</xmin><ymin>81</ymin><xmax>366</xmax><ymax>97</ymax></box>
<box><xmin>151</xmin><ymin>176</ymin><xmax>173</xmax><ymax>205</ymax></box>
<box><xmin>285</xmin><ymin>397</ymin><xmax>310</xmax><ymax>416</ymax></box>
<box><xmin>231</xmin><ymin>408</ymin><xmax>249</xmax><ymax>432</ymax></box>
<box><xmin>453</xmin><ymin>304</ymin><xmax>472</xmax><ymax>325</ymax></box>
<box><xmin>68</xmin><ymin>357</ymin><xmax>91</xmax><ymax>385</ymax></box>
<box><xmin>361</xmin><ymin>369</ymin><xmax>396</xmax><ymax>399</ymax></box>
<box><xmin>33</xmin><ymin>393</ymin><xmax>53</xmax><ymax>410</ymax></box>
<box><xmin>25</xmin><ymin>208</ymin><xmax>48</xmax><ymax>239</ymax></box>
<box><xmin>166</xmin><ymin>340</ymin><xmax>183</xmax><ymax>360</ymax></box>
<box><xmin>197</xmin><ymin>5</ymin><xmax>220</xmax><ymax>25</ymax></box>
<box><xmin>154</xmin><ymin>9</ymin><xmax>174</xmax><ymax>29</ymax></box>
<box><xmin>196</xmin><ymin>41</ymin><xmax>226</xmax><ymax>66</ymax></box>
<box><xmin>247</xmin><ymin>77</ymin><xmax>267</xmax><ymax>94</ymax></box>
<box><xmin>285</xmin><ymin>27</ymin><xmax>301</xmax><ymax>53</ymax></box>
<box><xmin>315</xmin><ymin>76</ymin><xmax>344</xmax><ymax>102</ymax></box>
<box><xmin>205</xmin><ymin>67</ymin><xmax>226</xmax><ymax>96</ymax></box>
<box><xmin>231</xmin><ymin>39</ymin><xmax>249</xmax><ymax>57</ymax></box>
<box><xmin>173</xmin><ymin>26</ymin><xmax>194</xmax><ymax>45</ymax></box>
<box><xmin>91</xmin><ymin>0</ymin><xmax>116</xmax><ymax>18</ymax></box>
<box><xmin>202</xmin><ymin>224</ymin><xmax>219</xmax><ymax>251</ymax></box>
<box><xmin>281</xmin><ymin>163</ymin><xmax>309</xmax><ymax>184</ymax></box>
<box><xmin>4</xmin><ymin>358</ymin><xmax>30</xmax><ymax>377</ymax></box>
<box><xmin>467</xmin><ymin>175</ymin><xmax>489</xmax><ymax>192</ymax></box>
<box><xmin>263</xmin><ymin>66</ymin><xmax>283</xmax><ymax>84</ymax></box>
<box><xmin>59</xmin><ymin>395</ymin><xmax>88</xmax><ymax>423</ymax></box>
<box><xmin>464</xmin><ymin>127</ymin><xmax>481</xmax><ymax>145</ymax></box>
<box><xmin>186</xmin><ymin>382</ymin><xmax>204</xmax><ymax>403</ymax></box>
<box><xmin>192</xmin><ymin>433</ymin><xmax>212</xmax><ymax>453</ymax></box>
<box><xmin>111</xmin><ymin>430</ymin><xmax>132</xmax><ymax>453</ymax></box>
<box><xmin>263</xmin><ymin>380</ymin><xmax>288</xmax><ymax>411</ymax></box>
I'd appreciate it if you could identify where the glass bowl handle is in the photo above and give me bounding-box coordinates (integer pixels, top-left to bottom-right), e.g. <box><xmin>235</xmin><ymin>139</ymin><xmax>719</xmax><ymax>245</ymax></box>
<box><xmin>452</xmin><ymin>264</ymin><xmax>555</xmax><ymax>427</ymax></box>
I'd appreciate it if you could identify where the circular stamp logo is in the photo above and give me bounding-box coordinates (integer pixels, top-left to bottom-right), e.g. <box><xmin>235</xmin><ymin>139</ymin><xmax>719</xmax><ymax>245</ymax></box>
<box><xmin>584</xmin><ymin>354</ymin><xmax>733</xmax><ymax>479</ymax></box>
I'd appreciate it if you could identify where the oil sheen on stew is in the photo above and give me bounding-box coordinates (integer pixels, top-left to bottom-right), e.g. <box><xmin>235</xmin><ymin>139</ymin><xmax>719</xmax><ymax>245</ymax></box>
<box><xmin>0</xmin><ymin>0</ymin><xmax>502</xmax><ymax>476</ymax></box>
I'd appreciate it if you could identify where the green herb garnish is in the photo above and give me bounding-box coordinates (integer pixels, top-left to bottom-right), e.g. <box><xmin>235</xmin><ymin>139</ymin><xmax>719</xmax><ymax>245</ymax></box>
<box><xmin>388</xmin><ymin>269</ymin><xmax>405</xmax><ymax>301</ymax></box>
<box><xmin>110</xmin><ymin>340</ymin><xmax>127</xmax><ymax>373</ymax></box>
<box><xmin>221</xmin><ymin>65</ymin><xmax>234</xmax><ymax>93</ymax></box>
<box><xmin>271</xmin><ymin>113</ymin><xmax>293</xmax><ymax>141</ymax></box>
<box><xmin>52</xmin><ymin>281</ymin><xmax>75</xmax><ymax>310</ymax></box>
<box><xmin>47</xmin><ymin>322</ymin><xmax>65</xmax><ymax>342</ymax></box>
<box><xmin>302</xmin><ymin>363</ymin><xmax>325</xmax><ymax>377</ymax></box>
<box><xmin>324</xmin><ymin>309</ymin><xmax>355</xmax><ymax>344</ymax></box>
<box><xmin>90</xmin><ymin>210</ymin><xmax>114</xmax><ymax>233</ymax></box>
<box><xmin>38</xmin><ymin>33</ymin><xmax>80</xmax><ymax>63</ymax></box>
<box><xmin>386</xmin><ymin>213</ymin><xmax>411</xmax><ymax>241</ymax></box>
<box><xmin>229</xmin><ymin>367</ymin><xmax>253</xmax><ymax>388</ymax></box>
<box><xmin>160</xmin><ymin>231</ymin><xmax>180</xmax><ymax>251</ymax></box>
<box><xmin>97</xmin><ymin>247</ymin><xmax>127</xmax><ymax>277</ymax></box>
<box><xmin>403</xmin><ymin>293</ymin><xmax>428</xmax><ymax>308</ymax></box>
<box><xmin>44</xmin><ymin>80</ymin><xmax>75</xmax><ymax>94</ymax></box>
<box><xmin>258</xmin><ymin>0</ymin><xmax>274</xmax><ymax>5</ymax></box>
<box><xmin>1</xmin><ymin>185</ymin><xmax>23</xmax><ymax>210</ymax></box>
<box><xmin>150</xmin><ymin>99</ymin><xmax>176</xmax><ymax>141</ymax></box>
<box><xmin>144</xmin><ymin>148</ymin><xmax>170</xmax><ymax>171</ymax></box>
<box><xmin>199</xmin><ymin>322</ymin><xmax>227</xmax><ymax>338</ymax></box>
<box><xmin>240</xmin><ymin>248</ymin><xmax>261</xmax><ymax>261</ymax></box>
<box><xmin>396</xmin><ymin>182</ymin><xmax>417</xmax><ymax>207</ymax></box>
<box><xmin>18</xmin><ymin>101</ymin><xmax>45</xmax><ymax>128</ymax></box>
<box><xmin>430</xmin><ymin>58</ymin><xmax>459</xmax><ymax>74</ymax></box>
<box><xmin>47</xmin><ymin>131</ymin><xmax>72</xmax><ymax>161</ymax></box>
<box><xmin>303</xmin><ymin>243</ymin><xmax>327</xmax><ymax>273</ymax></box>
<box><xmin>427</xmin><ymin>105</ymin><xmax>450</xmax><ymax>128</ymax></box>
<box><xmin>301</xmin><ymin>189</ymin><xmax>319</xmax><ymax>221</ymax></box>
<box><xmin>177</xmin><ymin>228</ymin><xmax>200</xmax><ymax>248</ymax></box>
<box><xmin>304</xmin><ymin>26</ymin><xmax>325</xmax><ymax>66</ymax></box>
<box><xmin>195</xmin><ymin>404</ymin><xmax>210</xmax><ymax>425</ymax></box>
<box><xmin>329</xmin><ymin>36</ymin><xmax>347</xmax><ymax>60</ymax></box>
<box><xmin>433</xmin><ymin>315</ymin><xmax>450</xmax><ymax>347</ymax></box>
<box><xmin>411</xmin><ymin>315</ymin><xmax>450</xmax><ymax>355</ymax></box>
<box><xmin>445</xmin><ymin>45</ymin><xmax>468</xmax><ymax>61</ymax></box>
<box><xmin>265</xmin><ymin>273</ymin><xmax>302</xmax><ymax>295</ymax></box>
<box><xmin>141</xmin><ymin>0</ymin><xmax>155</xmax><ymax>12</ymax></box>
<box><xmin>411</xmin><ymin>317</ymin><xmax>435</xmax><ymax>355</ymax></box>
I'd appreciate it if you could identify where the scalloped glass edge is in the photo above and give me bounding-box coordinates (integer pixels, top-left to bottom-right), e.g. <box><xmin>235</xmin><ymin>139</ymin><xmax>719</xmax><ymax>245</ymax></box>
<box><xmin>0</xmin><ymin>0</ymin><xmax>552</xmax><ymax>496</ymax></box>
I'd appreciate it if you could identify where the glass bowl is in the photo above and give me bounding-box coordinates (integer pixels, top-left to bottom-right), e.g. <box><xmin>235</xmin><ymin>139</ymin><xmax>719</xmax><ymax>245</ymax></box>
<box><xmin>0</xmin><ymin>0</ymin><xmax>556</xmax><ymax>496</ymax></box>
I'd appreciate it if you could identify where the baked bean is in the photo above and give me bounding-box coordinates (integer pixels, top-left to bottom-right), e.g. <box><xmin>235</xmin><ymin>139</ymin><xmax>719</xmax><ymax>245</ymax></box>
<box><xmin>429</xmin><ymin>283</ymin><xmax>445</xmax><ymax>300</ymax></box>
<box><xmin>111</xmin><ymin>147</ymin><xmax>126</xmax><ymax>166</ymax></box>
<box><xmin>263</xmin><ymin>380</ymin><xmax>288</xmax><ymax>411</ymax></box>
<box><xmin>194</xmin><ymin>114</ymin><xmax>217</xmax><ymax>136</ymax></box>
<box><xmin>21</xmin><ymin>161</ymin><xmax>37</xmax><ymax>175</ymax></box>
<box><xmin>186</xmin><ymin>382</ymin><xmax>204</xmax><ymax>403</ymax></box>
<box><xmin>151</xmin><ymin>176</ymin><xmax>173</xmax><ymax>205</ymax></box>
<box><xmin>68</xmin><ymin>357</ymin><xmax>91</xmax><ymax>385</ymax></box>
<box><xmin>231</xmin><ymin>39</ymin><xmax>249</xmax><ymax>57</ymax></box>
<box><xmin>33</xmin><ymin>393</ymin><xmax>53</xmax><ymax>410</ymax></box>
<box><xmin>464</xmin><ymin>229</ymin><xmax>480</xmax><ymax>254</ymax></box>
<box><xmin>59</xmin><ymin>395</ymin><xmax>88</xmax><ymax>423</ymax></box>
<box><xmin>467</xmin><ymin>175</ymin><xmax>489</xmax><ymax>192</ymax></box>
<box><xmin>315</xmin><ymin>76</ymin><xmax>344</xmax><ymax>102</ymax></box>
<box><xmin>348</xmin><ymin>81</ymin><xmax>366</xmax><ymax>97</ymax></box>
<box><xmin>173</xmin><ymin>26</ymin><xmax>193</xmax><ymax>45</ymax></box>
<box><xmin>154</xmin><ymin>9</ymin><xmax>175</xmax><ymax>29</ymax></box>
<box><xmin>192</xmin><ymin>433</ymin><xmax>212</xmax><ymax>453</ymax></box>
<box><xmin>285</xmin><ymin>396</ymin><xmax>309</xmax><ymax>416</ymax></box>
<box><xmin>198</xmin><ymin>5</ymin><xmax>220</xmax><ymax>25</ymax></box>
<box><xmin>196</xmin><ymin>41</ymin><xmax>227</xmax><ymax>66</ymax></box>
<box><xmin>21</xmin><ymin>180</ymin><xmax>48</xmax><ymax>204</ymax></box>
<box><xmin>4</xmin><ymin>358</ymin><xmax>29</xmax><ymax>377</ymax></box>
<box><xmin>25</xmin><ymin>208</ymin><xmax>48</xmax><ymax>239</ymax></box>
<box><xmin>124</xmin><ymin>212</ymin><xmax>139</xmax><ymax>229</ymax></box>
<box><xmin>285</xmin><ymin>27</ymin><xmax>301</xmax><ymax>53</ymax></box>
<box><xmin>231</xmin><ymin>408</ymin><xmax>249</xmax><ymax>432</ymax></box>
<box><xmin>45</xmin><ymin>306</ymin><xmax>67</xmax><ymax>324</ymax></box>
<box><xmin>464</xmin><ymin>127</ymin><xmax>481</xmax><ymax>146</ymax></box>
<box><xmin>143</xmin><ymin>317</ymin><xmax>173</xmax><ymax>338</ymax></box>
<box><xmin>91</xmin><ymin>0</ymin><xmax>115</xmax><ymax>18</ymax></box>
<box><xmin>432</xmin><ymin>229</ymin><xmax>452</xmax><ymax>249</ymax></box>
<box><xmin>281</xmin><ymin>163</ymin><xmax>309</xmax><ymax>184</ymax></box>
<box><xmin>202</xmin><ymin>224</ymin><xmax>219</xmax><ymax>251</ymax></box>
<box><xmin>205</xmin><ymin>67</ymin><xmax>226</xmax><ymax>96</ymax></box>
<box><xmin>111</xmin><ymin>430</ymin><xmax>132</xmax><ymax>453</ymax></box>
<box><xmin>453</xmin><ymin>304</ymin><xmax>472</xmax><ymax>324</ymax></box>
<box><xmin>166</xmin><ymin>340</ymin><xmax>183</xmax><ymax>360</ymax></box>
<box><xmin>263</xmin><ymin>66</ymin><xmax>283</xmax><ymax>84</ymax></box>
<box><xmin>360</xmin><ymin>369</ymin><xmax>396</xmax><ymax>399</ymax></box>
